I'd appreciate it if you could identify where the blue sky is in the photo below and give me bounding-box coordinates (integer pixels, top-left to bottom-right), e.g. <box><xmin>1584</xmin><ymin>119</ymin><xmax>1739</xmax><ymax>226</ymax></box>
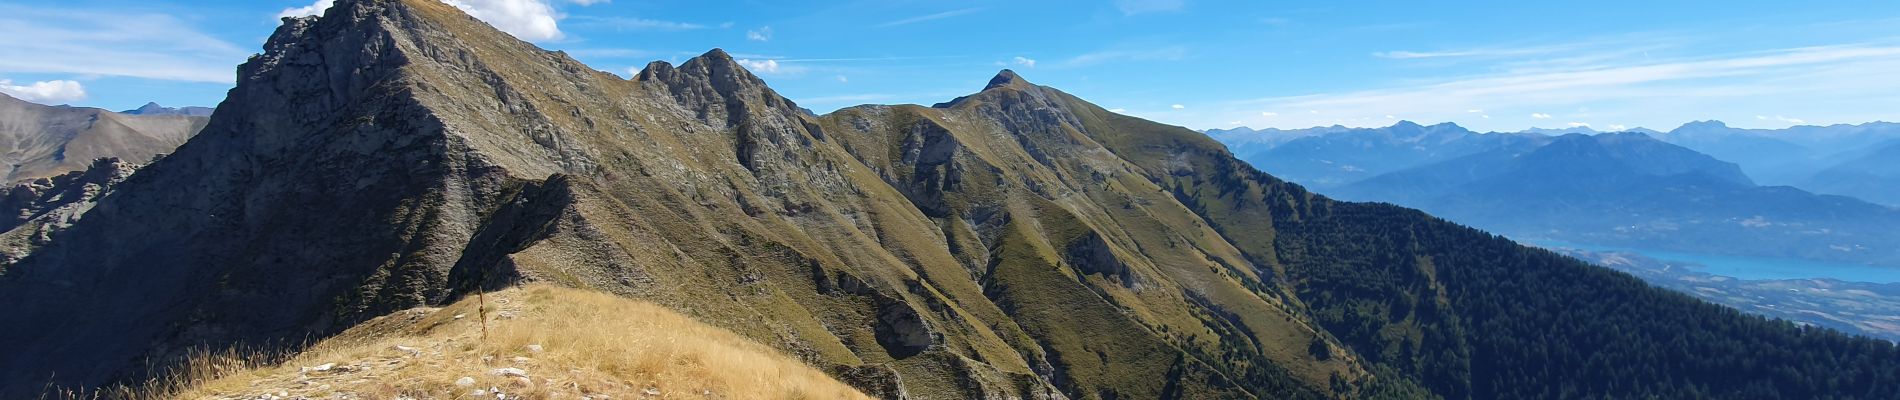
<box><xmin>2</xmin><ymin>0</ymin><xmax>1897</xmax><ymax>132</ymax></box>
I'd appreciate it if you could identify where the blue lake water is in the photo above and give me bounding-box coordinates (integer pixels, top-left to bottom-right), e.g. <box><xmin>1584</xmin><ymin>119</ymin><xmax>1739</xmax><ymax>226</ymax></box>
<box><xmin>1527</xmin><ymin>240</ymin><xmax>1900</xmax><ymax>284</ymax></box>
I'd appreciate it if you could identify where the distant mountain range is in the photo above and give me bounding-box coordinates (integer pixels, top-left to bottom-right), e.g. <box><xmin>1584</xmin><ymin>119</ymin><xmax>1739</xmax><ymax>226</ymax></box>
<box><xmin>1652</xmin><ymin>120</ymin><xmax>1900</xmax><ymax>205</ymax></box>
<box><xmin>1804</xmin><ymin>140</ymin><xmax>1900</xmax><ymax>206</ymax></box>
<box><xmin>121</xmin><ymin>102</ymin><xmax>215</xmax><ymax>117</ymax></box>
<box><xmin>1207</xmin><ymin>121</ymin><xmax>1545</xmax><ymax>188</ymax></box>
<box><xmin>0</xmin><ymin>94</ymin><xmax>208</xmax><ymax>181</ymax></box>
<box><xmin>1211</xmin><ymin>122</ymin><xmax>1900</xmax><ymax>267</ymax></box>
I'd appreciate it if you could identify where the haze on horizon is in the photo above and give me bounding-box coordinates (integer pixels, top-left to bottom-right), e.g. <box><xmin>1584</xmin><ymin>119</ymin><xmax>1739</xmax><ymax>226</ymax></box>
<box><xmin>2</xmin><ymin>0</ymin><xmax>1895</xmax><ymax>133</ymax></box>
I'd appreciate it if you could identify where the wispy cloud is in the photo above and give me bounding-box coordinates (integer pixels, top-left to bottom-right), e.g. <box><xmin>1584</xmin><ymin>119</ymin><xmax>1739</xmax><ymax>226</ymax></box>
<box><xmin>1756</xmin><ymin>115</ymin><xmax>1807</xmax><ymax>124</ymax></box>
<box><xmin>568</xmin><ymin>16</ymin><xmax>708</xmax><ymax>31</ymax></box>
<box><xmin>1114</xmin><ymin>0</ymin><xmax>1185</xmax><ymax>15</ymax></box>
<box><xmin>1055</xmin><ymin>46</ymin><xmax>1188</xmax><ymax>68</ymax></box>
<box><xmin>566</xmin><ymin>48</ymin><xmax>657</xmax><ymax>59</ymax></box>
<box><xmin>1226</xmin><ymin>42</ymin><xmax>1900</xmax><ymax>130</ymax></box>
<box><xmin>0</xmin><ymin>5</ymin><xmax>248</xmax><ymax>83</ymax></box>
<box><xmin>800</xmin><ymin>93</ymin><xmax>902</xmax><ymax>104</ymax></box>
<box><xmin>1373</xmin><ymin>45</ymin><xmax>1573</xmax><ymax>60</ymax></box>
<box><xmin>1012</xmin><ymin>56</ymin><xmax>1037</xmax><ymax>68</ymax></box>
<box><xmin>876</xmin><ymin>8</ymin><xmax>985</xmax><ymax>28</ymax></box>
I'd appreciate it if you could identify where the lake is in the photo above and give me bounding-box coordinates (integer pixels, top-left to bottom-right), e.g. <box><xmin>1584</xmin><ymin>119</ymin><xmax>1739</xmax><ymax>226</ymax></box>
<box><xmin>1527</xmin><ymin>240</ymin><xmax>1900</xmax><ymax>283</ymax></box>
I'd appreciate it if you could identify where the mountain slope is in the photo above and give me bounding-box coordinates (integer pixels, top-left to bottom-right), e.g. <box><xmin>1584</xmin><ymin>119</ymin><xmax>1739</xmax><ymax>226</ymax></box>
<box><xmin>1803</xmin><ymin>139</ymin><xmax>1900</xmax><ymax>207</ymax></box>
<box><xmin>156</xmin><ymin>285</ymin><xmax>873</xmax><ymax>400</ymax></box>
<box><xmin>2</xmin><ymin>1</ymin><xmax>1897</xmax><ymax>399</ymax></box>
<box><xmin>0</xmin><ymin>93</ymin><xmax>206</xmax><ymax>181</ymax></box>
<box><xmin>1049</xmin><ymin>98</ymin><xmax>1900</xmax><ymax>399</ymax></box>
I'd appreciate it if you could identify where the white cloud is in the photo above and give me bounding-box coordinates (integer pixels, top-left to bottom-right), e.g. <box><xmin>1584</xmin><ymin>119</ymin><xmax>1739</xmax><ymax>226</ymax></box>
<box><xmin>1608</xmin><ymin>124</ymin><xmax>1628</xmax><ymax>131</ymax></box>
<box><xmin>1531</xmin><ymin>113</ymin><xmax>1553</xmax><ymax>119</ymax></box>
<box><xmin>876</xmin><ymin>7</ymin><xmax>985</xmax><ymax>28</ymax></box>
<box><xmin>1108</xmin><ymin>108</ymin><xmax>1127</xmax><ymax>113</ymax></box>
<box><xmin>1771</xmin><ymin>115</ymin><xmax>1806</xmax><ymax>124</ymax></box>
<box><xmin>1467</xmin><ymin>109</ymin><xmax>1484</xmax><ymax>113</ymax></box>
<box><xmin>835</xmin><ymin>75</ymin><xmax>848</xmax><ymax>83</ymax></box>
<box><xmin>439</xmin><ymin>0</ymin><xmax>565</xmax><ymax>41</ymax></box>
<box><xmin>736</xmin><ymin>59</ymin><xmax>780</xmax><ymax>73</ymax></box>
<box><xmin>1171</xmin><ymin>104</ymin><xmax>1186</xmax><ymax>109</ymax></box>
<box><xmin>0</xmin><ymin>5</ymin><xmax>249</xmax><ymax>83</ymax></box>
<box><xmin>277</xmin><ymin>0</ymin><xmax>333</xmax><ymax>18</ymax></box>
<box><xmin>1385</xmin><ymin>115</ymin><xmax>1396</xmax><ymax>119</ymax></box>
<box><xmin>1568</xmin><ymin>122</ymin><xmax>1591</xmax><ymax>128</ymax></box>
<box><xmin>1115</xmin><ymin>0</ymin><xmax>1184</xmax><ymax>15</ymax></box>
<box><xmin>1260</xmin><ymin>112</ymin><xmax>1278</xmax><ymax>117</ymax></box>
<box><xmin>278</xmin><ymin>0</ymin><xmax>590</xmax><ymax>42</ymax></box>
<box><xmin>747</xmin><ymin>26</ymin><xmax>773</xmax><ymax>41</ymax></box>
<box><xmin>0</xmin><ymin>79</ymin><xmax>86</xmax><ymax>103</ymax></box>
<box><xmin>1012</xmin><ymin>56</ymin><xmax>1037</xmax><ymax>68</ymax></box>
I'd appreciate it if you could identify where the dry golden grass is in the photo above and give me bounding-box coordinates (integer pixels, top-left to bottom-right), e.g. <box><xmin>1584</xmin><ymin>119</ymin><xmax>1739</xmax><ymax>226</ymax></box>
<box><xmin>122</xmin><ymin>285</ymin><xmax>871</xmax><ymax>399</ymax></box>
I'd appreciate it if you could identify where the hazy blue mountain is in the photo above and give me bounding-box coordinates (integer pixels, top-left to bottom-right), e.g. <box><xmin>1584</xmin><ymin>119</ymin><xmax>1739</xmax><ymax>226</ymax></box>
<box><xmin>1213</xmin><ymin>121</ymin><xmax>1544</xmax><ymax>189</ymax></box>
<box><xmin>1652</xmin><ymin>120</ymin><xmax>1900</xmax><ymax>186</ymax></box>
<box><xmin>1331</xmin><ymin>132</ymin><xmax>1900</xmax><ymax>266</ymax></box>
<box><xmin>1803</xmin><ymin>139</ymin><xmax>1900</xmax><ymax>206</ymax></box>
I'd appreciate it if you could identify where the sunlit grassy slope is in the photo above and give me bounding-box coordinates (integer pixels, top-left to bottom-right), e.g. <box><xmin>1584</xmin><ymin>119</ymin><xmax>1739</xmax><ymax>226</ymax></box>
<box><xmin>155</xmin><ymin>285</ymin><xmax>871</xmax><ymax>399</ymax></box>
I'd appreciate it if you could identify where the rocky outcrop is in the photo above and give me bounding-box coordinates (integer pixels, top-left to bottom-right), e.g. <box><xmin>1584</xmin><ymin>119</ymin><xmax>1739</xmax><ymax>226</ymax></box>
<box><xmin>0</xmin><ymin>157</ymin><xmax>139</xmax><ymax>267</ymax></box>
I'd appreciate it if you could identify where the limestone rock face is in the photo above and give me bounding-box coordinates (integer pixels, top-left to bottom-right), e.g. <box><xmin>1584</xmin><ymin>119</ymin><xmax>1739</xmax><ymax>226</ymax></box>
<box><xmin>0</xmin><ymin>93</ymin><xmax>205</xmax><ymax>181</ymax></box>
<box><xmin>0</xmin><ymin>0</ymin><xmax>1354</xmax><ymax>398</ymax></box>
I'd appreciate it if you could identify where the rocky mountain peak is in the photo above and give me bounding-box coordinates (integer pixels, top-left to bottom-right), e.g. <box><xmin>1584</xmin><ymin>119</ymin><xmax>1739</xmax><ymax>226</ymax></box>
<box><xmin>985</xmin><ymin>69</ymin><xmax>1031</xmax><ymax>90</ymax></box>
<box><xmin>638</xmin><ymin>48</ymin><xmax>800</xmax><ymax>126</ymax></box>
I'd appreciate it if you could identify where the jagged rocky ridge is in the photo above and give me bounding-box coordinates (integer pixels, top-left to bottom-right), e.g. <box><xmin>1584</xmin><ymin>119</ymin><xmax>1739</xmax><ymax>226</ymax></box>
<box><xmin>2</xmin><ymin>0</ymin><xmax>1897</xmax><ymax>399</ymax></box>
